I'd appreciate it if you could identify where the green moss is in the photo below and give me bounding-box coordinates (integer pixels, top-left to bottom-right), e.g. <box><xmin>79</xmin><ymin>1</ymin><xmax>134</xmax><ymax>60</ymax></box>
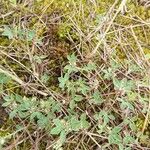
<box><xmin>0</xmin><ymin>130</ymin><xmax>10</xmax><ymax>137</ymax></box>
<box><xmin>0</xmin><ymin>38</ymin><xmax>10</xmax><ymax>46</ymax></box>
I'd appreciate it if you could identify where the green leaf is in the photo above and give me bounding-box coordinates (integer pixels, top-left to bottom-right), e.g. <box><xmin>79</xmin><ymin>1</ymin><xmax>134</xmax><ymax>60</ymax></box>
<box><xmin>108</xmin><ymin>127</ymin><xmax>122</xmax><ymax>145</ymax></box>
<box><xmin>2</xmin><ymin>26</ymin><xmax>14</xmax><ymax>39</ymax></box>
<box><xmin>76</xmin><ymin>78</ymin><xmax>90</xmax><ymax>95</ymax></box>
<box><xmin>50</xmin><ymin>126</ymin><xmax>62</xmax><ymax>135</ymax></box>
<box><xmin>129</xmin><ymin>122</ymin><xmax>137</xmax><ymax>131</ymax></box>
<box><xmin>41</xmin><ymin>73</ymin><xmax>50</xmax><ymax>83</ymax></box>
<box><xmin>74</xmin><ymin>95</ymin><xmax>83</xmax><ymax>102</ymax></box>
<box><xmin>64</xmin><ymin>64</ymin><xmax>78</xmax><ymax>74</ymax></box>
<box><xmin>80</xmin><ymin>114</ymin><xmax>90</xmax><ymax>129</ymax></box>
<box><xmin>69</xmin><ymin>116</ymin><xmax>80</xmax><ymax>131</ymax></box>
<box><xmin>103</xmin><ymin>68</ymin><xmax>113</xmax><ymax>80</ymax></box>
<box><xmin>83</xmin><ymin>62</ymin><xmax>96</xmax><ymax>71</ymax></box>
<box><xmin>67</xmin><ymin>54</ymin><xmax>77</xmax><ymax>65</ymax></box>
<box><xmin>113</xmin><ymin>78</ymin><xmax>135</xmax><ymax>92</ymax></box>
<box><xmin>108</xmin><ymin>114</ymin><xmax>115</xmax><ymax>120</ymax></box>
<box><xmin>60</xmin><ymin>130</ymin><xmax>66</xmax><ymax>143</ymax></box>
<box><xmin>51</xmin><ymin>102</ymin><xmax>61</xmax><ymax>113</ymax></box>
<box><xmin>17</xmin><ymin>29</ymin><xmax>36</xmax><ymax>41</ymax></box>
<box><xmin>37</xmin><ymin>116</ymin><xmax>49</xmax><ymax>129</ymax></box>
<box><xmin>50</xmin><ymin>119</ymin><xmax>63</xmax><ymax>135</ymax></box>
<box><xmin>110</xmin><ymin>59</ymin><xmax>121</xmax><ymax>70</ymax></box>
<box><xmin>18</xmin><ymin>101</ymin><xmax>31</xmax><ymax>111</ymax></box>
<box><xmin>9</xmin><ymin>110</ymin><xmax>18</xmax><ymax>119</ymax></box>
<box><xmin>119</xmin><ymin>144</ymin><xmax>124</xmax><ymax>150</ymax></box>
<box><xmin>120</xmin><ymin>99</ymin><xmax>134</xmax><ymax>111</ymax></box>
<box><xmin>18</xmin><ymin>111</ymin><xmax>29</xmax><ymax>118</ymax></box>
<box><xmin>123</xmin><ymin>134</ymin><xmax>135</xmax><ymax>144</ymax></box>
<box><xmin>15</xmin><ymin>94</ymin><xmax>23</xmax><ymax>103</ymax></box>
<box><xmin>112</xmin><ymin>126</ymin><xmax>122</xmax><ymax>133</ymax></box>
<box><xmin>94</xmin><ymin>111</ymin><xmax>110</xmax><ymax>125</ymax></box>
<box><xmin>2</xmin><ymin>94</ymin><xmax>16</xmax><ymax>107</ymax></box>
<box><xmin>96</xmin><ymin>111</ymin><xmax>111</xmax><ymax>134</ymax></box>
<box><xmin>2</xmin><ymin>101</ymin><xmax>11</xmax><ymax>107</ymax></box>
<box><xmin>66</xmin><ymin>81</ymin><xmax>75</xmax><ymax>93</ymax></box>
<box><xmin>0</xmin><ymin>73</ymin><xmax>11</xmax><ymax>84</ymax></box>
<box><xmin>30</xmin><ymin>112</ymin><xmax>43</xmax><ymax>121</ymax></box>
<box><xmin>58</xmin><ymin>73</ymin><xmax>70</xmax><ymax>89</ymax></box>
<box><xmin>90</xmin><ymin>90</ymin><xmax>103</xmax><ymax>104</ymax></box>
<box><xmin>15</xmin><ymin>125</ymin><xmax>24</xmax><ymax>131</ymax></box>
<box><xmin>69</xmin><ymin>100</ymin><xmax>76</xmax><ymax>110</ymax></box>
<box><xmin>27</xmin><ymin>30</ymin><xmax>36</xmax><ymax>41</ymax></box>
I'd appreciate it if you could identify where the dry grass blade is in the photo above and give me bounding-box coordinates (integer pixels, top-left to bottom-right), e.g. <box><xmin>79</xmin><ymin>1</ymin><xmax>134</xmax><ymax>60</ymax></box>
<box><xmin>89</xmin><ymin>0</ymin><xmax>127</xmax><ymax>58</ymax></box>
<box><xmin>0</xmin><ymin>67</ymin><xmax>24</xmax><ymax>86</ymax></box>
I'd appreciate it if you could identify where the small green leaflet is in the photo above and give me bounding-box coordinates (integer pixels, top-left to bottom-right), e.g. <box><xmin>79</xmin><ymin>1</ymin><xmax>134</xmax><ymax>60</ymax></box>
<box><xmin>30</xmin><ymin>112</ymin><xmax>44</xmax><ymax>121</ymax></box>
<box><xmin>58</xmin><ymin>73</ymin><xmax>69</xmax><ymax>89</ymax></box>
<box><xmin>69</xmin><ymin>114</ymin><xmax>90</xmax><ymax>131</ymax></box>
<box><xmin>90</xmin><ymin>90</ymin><xmax>103</xmax><ymax>104</ymax></box>
<box><xmin>2</xmin><ymin>26</ymin><xmax>14</xmax><ymax>39</ymax></box>
<box><xmin>41</xmin><ymin>73</ymin><xmax>50</xmax><ymax>84</ymax></box>
<box><xmin>2</xmin><ymin>94</ymin><xmax>22</xmax><ymax>107</ymax></box>
<box><xmin>103</xmin><ymin>68</ymin><xmax>113</xmax><ymax>80</ymax></box>
<box><xmin>113</xmin><ymin>78</ymin><xmax>135</xmax><ymax>92</ymax></box>
<box><xmin>59</xmin><ymin>130</ymin><xmax>66</xmax><ymax>144</ymax></box>
<box><xmin>9</xmin><ymin>109</ymin><xmax>18</xmax><ymax>119</ymax></box>
<box><xmin>27</xmin><ymin>30</ymin><xmax>36</xmax><ymax>41</ymax></box>
<box><xmin>94</xmin><ymin>111</ymin><xmax>115</xmax><ymax>133</ymax></box>
<box><xmin>108</xmin><ymin>126</ymin><xmax>122</xmax><ymax>145</ymax></box>
<box><xmin>0</xmin><ymin>73</ymin><xmax>11</xmax><ymax>84</ymax></box>
<box><xmin>2</xmin><ymin>26</ymin><xmax>41</xmax><ymax>43</ymax></box>
<box><xmin>76</xmin><ymin>78</ymin><xmax>90</xmax><ymax>95</ymax></box>
<box><xmin>50</xmin><ymin>119</ymin><xmax>64</xmax><ymax>135</ymax></box>
<box><xmin>67</xmin><ymin>53</ymin><xmax>77</xmax><ymax>65</ymax></box>
<box><xmin>70</xmin><ymin>116</ymin><xmax>80</xmax><ymax>131</ymax></box>
<box><xmin>37</xmin><ymin>116</ymin><xmax>49</xmax><ymax>129</ymax></box>
<box><xmin>53</xmin><ymin>130</ymin><xmax>66</xmax><ymax>150</ymax></box>
<box><xmin>80</xmin><ymin>113</ymin><xmax>90</xmax><ymax>129</ymax></box>
<box><xmin>119</xmin><ymin>98</ymin><xmax>134</xmax><ymax>111</ymax></box>
<box><xmin>83</xmin><ymin>62</ymin><xmax>96</xmax><ymax>71</ymax></box>
<box><xmin>123</xmin><ymin>134</ymin><xmax>135</xmax><ymax>144</ymax></box>
<box><xmin>69</xmin><ymin>100</ymin><xmax>76</xmax><ymax>110</ymax></box>
<box><xmin>51</xmin><ymin>101</ymin><xmax>61</xmax><ymax>113</ymax></box>
<box><xmin>64</xmin><ymin>64</ymin><xmax>78</xmax><ymax>74</ymax></box>
<box><xmin>67</xmin><ymin>81</ymin><xmax>75</xmax><ymax>93</ymax></box>
<box><xmin>74</xmin><ymin>95</ymin><xmax>83</xmax><ymax>102</ymax></box>
<box><xmin>17</xmin><ymin>29</ymin><xmax>36</xmax><ymax>41</ymax></box>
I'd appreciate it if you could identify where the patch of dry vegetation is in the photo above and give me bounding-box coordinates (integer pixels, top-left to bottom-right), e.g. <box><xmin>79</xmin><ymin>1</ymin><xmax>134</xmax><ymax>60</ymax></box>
<box><xmin>0</xmin><ymin>0</ymin><xmax>150</xmax><ymax>149</ymax></box>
